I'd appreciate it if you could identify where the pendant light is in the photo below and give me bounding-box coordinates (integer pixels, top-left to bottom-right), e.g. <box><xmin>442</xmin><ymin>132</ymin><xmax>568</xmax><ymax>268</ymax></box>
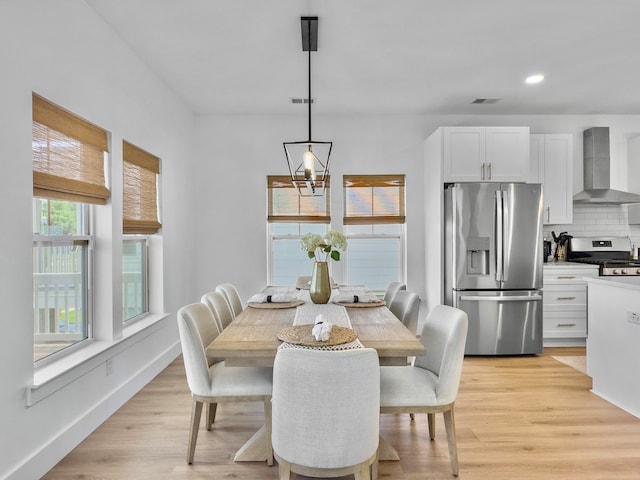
<box><xmin>284</xmin><ymin>16</ymin><xmax>332</xmax><ymax>196</ymax></box>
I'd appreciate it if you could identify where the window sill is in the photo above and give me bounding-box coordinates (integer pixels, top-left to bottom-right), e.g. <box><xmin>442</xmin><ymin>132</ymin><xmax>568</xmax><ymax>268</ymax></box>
<box><xmin>27</xmin><ymin>313</ymin><xmax>169</xmax><ymax>406</ymax></box>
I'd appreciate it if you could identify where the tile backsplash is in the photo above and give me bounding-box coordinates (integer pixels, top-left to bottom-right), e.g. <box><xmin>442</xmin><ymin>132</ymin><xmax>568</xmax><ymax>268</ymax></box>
<box><xmin>543</xmin><ymin>204</ymin><xmax>640</xmax><ymax>256</ymax></box>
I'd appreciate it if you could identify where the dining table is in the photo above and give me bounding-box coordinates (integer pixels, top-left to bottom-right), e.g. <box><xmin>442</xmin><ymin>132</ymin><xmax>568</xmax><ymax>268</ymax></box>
<box><xmin>205</xmin><ymin>285</ymin><xmax>425</xmax><ymax>463</ymax></box>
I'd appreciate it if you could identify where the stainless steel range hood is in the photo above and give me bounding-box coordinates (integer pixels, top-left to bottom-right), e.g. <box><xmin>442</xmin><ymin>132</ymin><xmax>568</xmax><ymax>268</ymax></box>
<box><xmin>573</xmin><ymin>127</ymin><xmax>640</xmax><ymax>204</ymax></box>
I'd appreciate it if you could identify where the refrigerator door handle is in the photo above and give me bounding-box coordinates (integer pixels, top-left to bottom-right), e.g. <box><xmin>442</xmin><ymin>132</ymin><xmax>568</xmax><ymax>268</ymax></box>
<box><xmin>495</xmin><ymin>190</ymin><xmax>503</xmax><ymax>282</ymax></box>
<box><xmin>459</xmin><ymin>295</ymin><xmax>543</xmax><ymax>302</ymax></box>
<box><xmin>501</xmin><ymin>188</ymin><xmax>510</xmax><ymax>282</ymax></box>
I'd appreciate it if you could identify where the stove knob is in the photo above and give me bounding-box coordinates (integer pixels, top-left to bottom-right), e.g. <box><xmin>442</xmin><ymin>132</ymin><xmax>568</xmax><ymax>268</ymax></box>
<box><xmin>621</xmin><ymin>269</ymin><xmax>628</xmax><ymax>275</ymax></box>
<box><xmin>613</xmin><ymin>269</ymin><xmax>620</xmax><ymax>275</ymax></box>
<box><xmin>637</xmin><ymin>269</ymin><xmax>640</xmax><ymax>274</ymax></box>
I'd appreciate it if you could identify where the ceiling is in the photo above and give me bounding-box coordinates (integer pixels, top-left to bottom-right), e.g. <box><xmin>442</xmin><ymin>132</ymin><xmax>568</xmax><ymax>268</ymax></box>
<box><xmin>85</xmin><ymin>0</ymin><xmax>640</xmax><ymax>116</ymax></box>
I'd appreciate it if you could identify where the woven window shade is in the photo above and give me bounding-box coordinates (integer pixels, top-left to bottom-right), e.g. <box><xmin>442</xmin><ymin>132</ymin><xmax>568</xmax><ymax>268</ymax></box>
<box><xmin>123</xmin><ymin>141</ymin><xmax>161</xmax><ymax>234</ymax></box>
<box><xmin>343</xmin><ymin>174</ymin><xmax>405</xmax><ymax>225</ymax></box>
<box><xmin>32</xmin><ymin>93</ymin><xmax>110</xmax><ymax>204</ymax></box>
<box><xmin>267</xmin><ymin>175</ymin><xmax>330</xmax><ymax>223</ymax></box>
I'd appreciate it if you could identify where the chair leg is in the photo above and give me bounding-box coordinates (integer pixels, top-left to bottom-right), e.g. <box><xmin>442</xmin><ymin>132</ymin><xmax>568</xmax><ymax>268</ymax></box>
<box><xmin>187</xmin><ymin>399</ymin><xmax>203</xmax><ymax>464</ymax></box>
<box><xmin>354</xmin><ymin>460</ymin><xmax>371</xmax><ymax>480</ymax></box>
<box><xmin>409</xmin><ymin>413</ymin><xmax>415</xmax><ymax>421</ymax></box>
<box><xmin>205</xmin><ymin>402</ymin><xmax>218</xmax><ymax>430</ymax></box>
<box><xmin>278</xmin><ymin>459</ymin><xmax>293</xmax><ymax>480</ymax></box>
<box><xmin>264</xmin><ymin>399</ymin><xmax>274</xmax><ymax>466</ymax></box>
<box><xmin>428</xmin><ymin>412</ymin><xmax>436</xmax><ymax>440</ymax></box>
<box><xmin>443</xmin><ymin>408</ymin><xmax>459</xmax><ymax>476</ymax></box>
<box><xmin>372</xmin><ymin>450</ymin><xmax>379</xmax><ymax>480</ymax></box>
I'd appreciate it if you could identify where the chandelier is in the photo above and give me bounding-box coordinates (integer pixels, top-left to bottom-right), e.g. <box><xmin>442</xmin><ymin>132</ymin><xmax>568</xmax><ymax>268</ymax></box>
<box><xmin>283</xmin><ymin>16</ymin><xmax>332</xmax><ymax>196</ymax></box>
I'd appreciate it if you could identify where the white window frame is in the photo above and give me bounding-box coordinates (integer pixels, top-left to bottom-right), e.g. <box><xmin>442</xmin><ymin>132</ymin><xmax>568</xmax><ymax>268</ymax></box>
<box><xmin>342</xmin><ymin>174</ymin><xmax>406</xmax><ymax>294</ymax></box>
<box><xmin>33</xmin><ymin>201</ymin><xmax>94</xmax><ymax>366</ymax></box>
<box><xmin>122</xmin><ymin>235</ymin><xmax>149</xmax><ymax>324</ymax></box>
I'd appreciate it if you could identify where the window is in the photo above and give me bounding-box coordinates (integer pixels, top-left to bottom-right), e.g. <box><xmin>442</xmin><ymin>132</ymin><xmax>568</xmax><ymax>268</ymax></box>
<box><xmin>122</xmin><ymin>141</ymin><xmax>160</xmax><ymax>323</ymax></box>
<box><xmin>343</xmin><ymin>175</ymin><xmax>406</xmax><ymax>293</ymax></box>
<box><xmin>122</xmin><ymin>141</ymin><xmax>161</xmax><ymax>235</ymax></box>
<box><xmin>122</xmin><ymin>237</ymin><xmax>148</xmax><ymax>322</ymax></box>
<box><xmin>267</xmin><ymin>175</ymin><xmax>330</xmax><ymax>285</ymax></box>
<box><xmin>32</xmin><ymin>93</ymin><xmax>110</xmax><ymax>363</ymax></box>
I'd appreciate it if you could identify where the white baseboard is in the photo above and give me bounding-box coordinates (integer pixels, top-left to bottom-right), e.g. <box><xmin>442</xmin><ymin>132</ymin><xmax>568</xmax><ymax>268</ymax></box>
<box><xmin>5</xmin><ymin>341</ymin><xmax>181</xmax><ymax>480</ymax></box>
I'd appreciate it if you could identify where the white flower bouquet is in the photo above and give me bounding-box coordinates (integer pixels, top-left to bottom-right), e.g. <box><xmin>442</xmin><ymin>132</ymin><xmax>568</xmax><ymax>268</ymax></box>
<box><xmin>300</xmin><ymin>230</ymin><xmax>347</xmax><ymax>262</ymax></box>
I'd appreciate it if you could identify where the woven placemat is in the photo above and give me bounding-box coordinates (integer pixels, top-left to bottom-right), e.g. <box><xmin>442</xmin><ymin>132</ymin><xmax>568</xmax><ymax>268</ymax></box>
<box><xmin>248</xmin><ymin>299</ymin><xmax>305</xmax><ymax>309</ymax></box>
<box><xmin>277</xmin><ymin>324</ymin><xmax>357</xmax><ymax>346</ymax></box>
<box><xmin>333</xmin><ymin>299</ymin><xmax>385</xmax><ymax>308</ymax></box>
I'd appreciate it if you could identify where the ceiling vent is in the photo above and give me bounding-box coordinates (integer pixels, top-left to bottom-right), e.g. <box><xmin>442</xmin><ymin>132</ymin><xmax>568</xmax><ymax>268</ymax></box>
<box><xmin>290</xmin><ymin>97</ymin><xmax>315</xmax><ymax>104</ymax></box>
<box><xmin>471</xmin><ymin>97</ymin><xmax>502</xmax><ymax>104</ymax></box>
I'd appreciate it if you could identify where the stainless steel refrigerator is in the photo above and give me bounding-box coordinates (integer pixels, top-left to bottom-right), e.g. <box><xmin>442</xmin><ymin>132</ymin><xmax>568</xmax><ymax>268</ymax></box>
<box><xmin>444</xmin><ymin>183</ymin><xmax>544</xmax><ymax>355</ymax></box>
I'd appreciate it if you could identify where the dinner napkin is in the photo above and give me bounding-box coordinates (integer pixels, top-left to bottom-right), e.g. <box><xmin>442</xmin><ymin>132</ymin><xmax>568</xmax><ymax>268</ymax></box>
<box><xmin>247</xmin><ymin>293</ymin><xmax>296</xmax><ymax>304</ymax></box>
<box><xmin>332</xmin><ymin>294</ymin><xmax>380</xmax><ymax>304</ymax></box>
<box><xmin>312</xmin><ymin>314</ymin><xmax>333</xmax><ymax>341</ymax></box>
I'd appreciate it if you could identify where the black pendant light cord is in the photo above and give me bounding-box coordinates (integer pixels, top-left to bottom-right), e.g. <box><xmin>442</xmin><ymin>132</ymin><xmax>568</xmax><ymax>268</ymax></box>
<box><xmin>307</xmin><ymin>20</ymin><xmax>312</xmax><ymax>143</ymax></box>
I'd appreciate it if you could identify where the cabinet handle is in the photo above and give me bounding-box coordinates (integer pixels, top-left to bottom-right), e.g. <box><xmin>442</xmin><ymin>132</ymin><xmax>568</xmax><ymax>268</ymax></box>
<box><xmin>547</xmin><ymin>206</ymin><xmax>551</xmax><ymax>223</ymax></box>
<box><xmin>557</xmin><ymin>323</ymin><xmax>577</xmax><ymax>327</ymax></box>
<box><xmin>481</xmin><ymin>163</ymin><xmax>485</xmax><ymax>180</ymax></box>
<box><xmin>556</xmin><ymin>296</ymin><xmax>576</xmax><ymax>300</ymax></box>
<box><xmin>488</xmin><ymin>162</ymin><xmax>492</xmax><ymax>180</ymax></box>
<box><xmin>556</xmin><ymin>275</ymin><xmax>576</xmax><ymax>279</ymax></box>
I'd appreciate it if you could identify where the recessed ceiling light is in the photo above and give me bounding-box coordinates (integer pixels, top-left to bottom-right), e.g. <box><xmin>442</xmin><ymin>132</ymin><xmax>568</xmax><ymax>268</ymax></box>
<box><xmin>525</xmin><ymin>74</ymin><xmax>545</xmax><ymax>84</ymax></box>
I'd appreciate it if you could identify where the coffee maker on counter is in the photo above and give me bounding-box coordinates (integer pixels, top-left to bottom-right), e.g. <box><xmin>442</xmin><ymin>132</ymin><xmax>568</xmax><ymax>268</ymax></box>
<box><xmin>551</xmin><ymin>231</ymin><xmax>572</xmax><ymax>262</ymax></box>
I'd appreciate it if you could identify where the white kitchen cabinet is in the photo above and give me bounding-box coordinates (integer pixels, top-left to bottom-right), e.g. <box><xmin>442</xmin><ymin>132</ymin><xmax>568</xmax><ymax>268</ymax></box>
<box><xmin>627</xmin><ymin>135</ymin><xmax>640</xmax><ymax>224</ymax></box>
<box><xmin>442</xmin><ymin>126</ymin><xmax>530</xmax><ymax>182</ymax></box>
<box><xmin>529</xmin><ymin>134</ymin><xmax>573</xmax><ymax>225</ymax></box>
<box><xmin>542</xmin><ymin>264</ymin><xmax>598</xmax><ymax>346</ymax></box>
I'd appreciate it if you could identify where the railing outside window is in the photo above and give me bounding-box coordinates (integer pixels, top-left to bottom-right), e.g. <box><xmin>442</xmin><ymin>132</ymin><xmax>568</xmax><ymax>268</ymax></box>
<box><xmin>33</xmin><ymin>237</ymin><xmax>90</xmax><ymax>362</ymax></box>
<box><xmin>123</xmin><ymin>237</ymin><xmax>148</xmax><ymax>323</ymax></box>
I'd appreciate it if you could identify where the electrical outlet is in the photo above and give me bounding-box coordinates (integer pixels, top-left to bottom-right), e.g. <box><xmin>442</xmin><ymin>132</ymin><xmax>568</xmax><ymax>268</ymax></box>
<box><xmin>106</xmin><ymin>359</ymin><xmax>113</xmax><ymax>375</ymax></box>
<box><xmin>627</xmin><ymin>311</ymin><xmax>640</xmax><ymax>325</ymax></box>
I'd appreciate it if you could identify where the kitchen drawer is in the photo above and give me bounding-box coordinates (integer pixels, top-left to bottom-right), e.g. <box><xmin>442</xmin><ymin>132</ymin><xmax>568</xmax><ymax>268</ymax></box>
<box><xmin>543</xmin><ymin>311</ymin><xmax>587</xmax><ymax>338</ymax></box>
<box><xmin>543</xmin><ymin>265</ymin><xmax>599</xmax><ymax>285</ymax></box>
<box><xmin>543</xmin><ymin>285</ymin><xmax>587</xmax><ymax>309</ymax></box>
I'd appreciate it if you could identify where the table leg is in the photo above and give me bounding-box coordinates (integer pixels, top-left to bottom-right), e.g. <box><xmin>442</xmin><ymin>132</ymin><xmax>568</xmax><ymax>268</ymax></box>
<box><xmin>233</xmin><ymin>425</ymin><xmax>273</xmax><ymax>464</ymax></box>
<box><xmin>378</xmin><ymin>435</ymin><xmax>400</xmax><ymax>461</ymax></box>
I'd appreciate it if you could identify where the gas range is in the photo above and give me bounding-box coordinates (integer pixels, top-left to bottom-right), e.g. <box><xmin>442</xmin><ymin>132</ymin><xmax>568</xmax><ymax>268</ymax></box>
<box><xmin>568</xmin><ymin>236</ymin><xmax>640</xmax><ymax>276</ymax></box>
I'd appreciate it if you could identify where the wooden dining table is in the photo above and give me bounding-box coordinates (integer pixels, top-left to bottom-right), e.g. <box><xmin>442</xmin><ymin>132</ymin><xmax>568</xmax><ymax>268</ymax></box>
<box><xmin>205</xmin><ymin>286</ymin><xmax>425</xmax><ymax>463</ymax></box>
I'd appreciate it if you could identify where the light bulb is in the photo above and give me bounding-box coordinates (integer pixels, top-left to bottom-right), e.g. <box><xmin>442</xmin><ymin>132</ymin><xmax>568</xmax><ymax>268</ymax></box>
<box><xmin>303</xmin><ymin>149</ymin><xmax>316</xmax><ymax>180</ymax></box>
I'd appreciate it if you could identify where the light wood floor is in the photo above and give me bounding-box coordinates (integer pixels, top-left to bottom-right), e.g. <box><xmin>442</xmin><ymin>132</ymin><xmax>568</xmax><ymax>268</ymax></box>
<box><xmin>43</xmin><ymin>347</ymin><xmax>640</xmax><ymax>480</ymax></box>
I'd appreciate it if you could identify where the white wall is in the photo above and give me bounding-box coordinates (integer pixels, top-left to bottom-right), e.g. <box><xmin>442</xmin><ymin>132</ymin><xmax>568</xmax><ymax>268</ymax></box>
<box><xmin>0</xmin><ymin>2</ymin><xmax>195</xmax><ymax>478</ymax></box>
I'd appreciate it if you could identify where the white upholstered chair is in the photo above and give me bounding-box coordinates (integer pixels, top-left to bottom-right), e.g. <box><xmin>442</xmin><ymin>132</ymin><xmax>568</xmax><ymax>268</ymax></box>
<box><xmin>272</xmin><ymin>348</ymin><xmax>380</xmax><ymax>480</ymax></box>
<box><xmin>201</xmin><ymin>291</ymin><xmax>234</xmax><ymax>332</ymax></box>
<box><xmin>387</xmin><ymin>290</ymin><xmax>420</xmax><ymax>336</ymax></box>
<box><xmin>215</xmin><ymin>283</ymin><xmax>244</xmax><ymax>318</ymax></box>
<box><xmin>177</xmin><ymin>303</ymin><xmax>273</xmax><ymax>465</ymax></box>
<box><xmin>380</xmin><ymin>305</ymin><xmax>468</xmax><ymax>476</ymax></box>
<box><xmin>383</xmin><ymin>281</ymin><xmax>406</xmax><ymax>306</ymax></box>
<box><xmin>295</xmin><ymin>275</ymin><xmax>311</xmax><ymax>287</ymax></box>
